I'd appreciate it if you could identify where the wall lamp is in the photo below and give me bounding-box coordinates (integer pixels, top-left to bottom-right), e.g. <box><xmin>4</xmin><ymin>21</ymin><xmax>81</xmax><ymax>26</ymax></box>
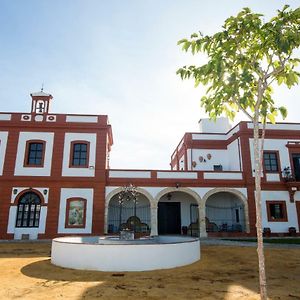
<box><xmin>288</xmin><ymin>186</ymin><xmax>297</xmax><ymax>203</ymax></box>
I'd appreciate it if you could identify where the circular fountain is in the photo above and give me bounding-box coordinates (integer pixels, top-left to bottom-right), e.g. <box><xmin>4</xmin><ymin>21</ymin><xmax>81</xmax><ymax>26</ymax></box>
<box><xmin>52</xmin><ymin>185</ymin><xmax>200</xmax><ymax>271</ymax></box>
<box><xmin>51</xmin><ymin>235</ymin><xmax>200</xmax><ymax>271</ymax></box>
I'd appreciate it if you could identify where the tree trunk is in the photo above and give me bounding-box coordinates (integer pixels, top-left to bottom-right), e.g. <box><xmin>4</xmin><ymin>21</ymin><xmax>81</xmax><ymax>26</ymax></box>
<box><xmin>253</xmin><ymin>115</ymin><xmax>268</xmax><ymax>300</ymax></box>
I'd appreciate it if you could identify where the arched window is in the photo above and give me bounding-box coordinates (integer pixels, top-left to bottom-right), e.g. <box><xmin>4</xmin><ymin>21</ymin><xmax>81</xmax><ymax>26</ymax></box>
<box><xmin>16</xmin><ymin>192</ymin><xmax>41</xmax><ymax>227</ymax></box>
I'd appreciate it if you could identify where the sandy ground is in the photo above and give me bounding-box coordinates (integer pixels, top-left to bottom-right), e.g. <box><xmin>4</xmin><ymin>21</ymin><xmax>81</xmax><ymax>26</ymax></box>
<box><xmin>0</xmin><ymin>242</ymin><xmax>299</xmax><ymax>300</ymax></box>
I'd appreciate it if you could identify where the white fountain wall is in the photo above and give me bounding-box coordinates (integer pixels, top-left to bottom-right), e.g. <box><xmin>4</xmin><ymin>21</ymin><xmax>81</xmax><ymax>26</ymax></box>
<box><xmin>51</xmin><ymin>236</ymin><xmax>200</xmax><ymax>272</ymax></box>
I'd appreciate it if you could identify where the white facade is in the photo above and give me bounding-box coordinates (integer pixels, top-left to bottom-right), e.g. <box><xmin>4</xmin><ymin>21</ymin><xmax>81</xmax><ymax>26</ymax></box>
<box><xmin>2</xmin><ymin>97</ymin><xmax>300</xmax><ymax>240</ymax></box>
<box><xmin>10</xmin><ymin>187</ymin><xmax>49</xmax><ymax>204</ymax></box>
<box><xmin>109</xmin><ymin>170</ymin><xmax>151</xmax><ymax>178</ymax></box>
<box><xmin>105</xmin><ymin>186</ymin><xmax>250</xmax><ymax>238</ymax></box>
<box><xmin>186</xmin><ymin>140</ymin><xmax>242</xmax><ymax>172</ymax></box>
<box><xmin>261</xmin><ymin>191</ymin><xmax>299</xmax><ymax>232</ymax></box>
<box><xmin>0</xmin><ymin>131</ymin><xmax>8</xmax><ymax>175</ymax></box>
<box><xmin>157</xmin><ymin>171</ymin><xmax>198</xmax><ymax>179</ymax></box>
<box><xmin>188</xmin><ymin>149</ymin><xmax>230</xmax><ymax>171</ymax></box>
<box><xmin>248</xmin><ymin>122</ymin><xmax>300</xmax><ymax>131</ymax></box>
<box><xmin>7</xmin><ymin>207</ymin><xmax>48</xmax><ymax>239</ymax></box>
<box><xmin>7</xmin><ymin>187</ymin><xmax>48</xmax><ymax>240</ymax></box>
<box><xmin>14</xmin><ymin>132</ymin><xmax>54</xmax><ymax>176</ymax></box>
<box><xmin>57</xmin><ymin>188</ymin><xmax>94</xmax><ymax>234</ymax></box>
<box><xmin>198</xmin><ymin>117</ymin><xmax>232</xmax><ymax>133</ymax></box>
<box><xmin>203</xmin><ymin>172</ymin><xmax>243</xmax><ymax>180</ymax></box>
<box><xmin>249</xmin><ymin>138</ymin><xmax>299</xmax><ymax>176</ymax></box>
<box><xmin>0</xmin><ymin>114</ymin><xmax>12</xmax><ymax>121</ymax></box>
<box><xmin>62</xmin><ymin>133</ymin><xmax>97</xmax><ymax>177</ymax></box>
<box><xmin>66</xmin><ymin>115</ymin><xmax>98</xmax><ymax>123</ymax></box>
<box><xmin>227</xmin><ymin>138</ymin><xmax>243</xmax><ymax>171</ymax></box>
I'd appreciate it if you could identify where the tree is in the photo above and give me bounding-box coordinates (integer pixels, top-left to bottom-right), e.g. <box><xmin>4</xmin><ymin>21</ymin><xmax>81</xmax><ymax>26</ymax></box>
<box><xmin>177</xmin><ymin>5</ymin><xmax>300</xmax><ymax>300</ymax></box>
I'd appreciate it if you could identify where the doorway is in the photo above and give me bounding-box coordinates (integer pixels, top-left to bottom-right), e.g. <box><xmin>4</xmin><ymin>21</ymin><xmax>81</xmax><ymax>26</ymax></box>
<box><xmin>292</xmin><ymin>154</ymin><xmax>300</xmax><ymax>181</ymax></box>
<box><xmin>158</xmin><ymin>202</ymin><xmax>181</xmax><ymax>234</ymax></box>
<box><xmin>296</xmin><ymin>202</ymin><xmax>300</xmax><ymax>233</ymax></box>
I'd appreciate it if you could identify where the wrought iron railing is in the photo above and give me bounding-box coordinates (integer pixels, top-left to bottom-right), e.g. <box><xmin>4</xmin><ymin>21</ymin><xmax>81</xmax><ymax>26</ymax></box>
<box><xmin>107</xmin><ymin>204</ymin><xmax>151</xmax><ymax>233</ymax></box>
<box><xmin>206</xmin><ymin>218</ymin><xmax>245</xmax><ymax>232</ymax></box>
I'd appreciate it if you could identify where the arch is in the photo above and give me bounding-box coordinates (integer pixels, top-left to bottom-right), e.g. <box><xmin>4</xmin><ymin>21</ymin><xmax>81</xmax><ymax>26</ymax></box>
<box><xmin>155</xmin><ymin>187</ymin><xmax>202</xmax><ymax>237</ymax></box>
<box><xmin>14</xmin><ymin>188</ymin><xmax>46</xmax><ymax>205</ymax></box>
<box><xmin>15</xmin><ymin>191</ymin><xmax>42</xmax><ymax>228</ymax></box>
<box><xmin>105</xmin><ymin>187</ymin><xmax>155</xmax><ymax>207</ymax></box>
<box><xmin>202</xmin><ymin>188</ymin><xmax>250</xmax><ymax>233</ymax></box>
<box><xmin>154</xmin><ymin>187</ymin><xmax>202</xmax><ymax>205</ymax></box>
<box><xmin>104</xmin><ymin>187</ymin><xmax>155</xmax><ymax>235</ymax></box>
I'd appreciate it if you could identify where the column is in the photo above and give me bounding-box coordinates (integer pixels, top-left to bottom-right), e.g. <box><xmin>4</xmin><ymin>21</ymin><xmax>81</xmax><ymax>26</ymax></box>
<box><xmin>199</xmin><ymin>202</ymin><xmax>207</xmax><ymax>238</ymax></box>
<box><xmin>104</xmin><ymin>204</ymin><xmax>108</xmax><ymax>234</ymax></box>
<box><xmin>150</xmin><ymin>203</ymin><xmax>158</xmax><ymax>236</ymax></box>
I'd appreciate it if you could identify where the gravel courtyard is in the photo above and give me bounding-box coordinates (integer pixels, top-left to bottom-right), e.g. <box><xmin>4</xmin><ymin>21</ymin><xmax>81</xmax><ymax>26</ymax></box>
<box><xmin>0</xmin><ymin>241</ymin><xmax>299</xmax><ymax>299</ymax></box>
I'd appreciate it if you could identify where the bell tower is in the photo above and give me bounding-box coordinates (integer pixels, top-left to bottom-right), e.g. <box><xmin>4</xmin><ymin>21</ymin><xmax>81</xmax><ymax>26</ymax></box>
<box><xmin>30</xmin><ymin>89</ymin><xmax>53</xmax><ymax>114</ymax></box>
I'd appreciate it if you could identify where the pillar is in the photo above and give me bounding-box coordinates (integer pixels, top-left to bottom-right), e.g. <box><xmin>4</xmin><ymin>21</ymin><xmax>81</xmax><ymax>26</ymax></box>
<box><xmin>150</xmin><ymin>203</ymin><xmax>158</xmax><ymax>236</ymax></box>
<box><xmin>199</xmin><ymin>201</ymin><xmax>207</xmax><ymax>238</ymax></box>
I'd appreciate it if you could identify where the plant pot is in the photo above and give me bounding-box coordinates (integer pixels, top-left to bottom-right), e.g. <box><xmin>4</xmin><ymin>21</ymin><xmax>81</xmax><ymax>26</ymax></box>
<box><xmin>289</xmin><ymin>227</ymin><xmax>297</xmax><ymax>237</ymax></box>
<box><xmin>263</xmin><ymin>227</ymin><xmax>271</xmax><ymax>237</ymax></box>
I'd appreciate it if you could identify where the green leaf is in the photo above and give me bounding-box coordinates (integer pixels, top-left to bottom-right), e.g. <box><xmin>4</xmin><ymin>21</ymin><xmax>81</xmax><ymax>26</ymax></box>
<box><xmin>177</xmin><ymin>39</ymin><xmax>188</xmax><ymax>45</ymax></box>
<box><xmin>279</xmin><ymin>106</ymin><xmax>288</xmax><ymax>119</ymax></box>
<box><xmin>191</xmin><ymin>41</ymin><xmax>196</xmax><ymax>54</ymax></box>
<box><xmin>194</xmin><ymin>79</ymin><xmax>201</xmax><ymax>88</ymax></box>
<box><xmin>267</xmin><ymin>113</ymin><xmax>276</xmax><ymax>124</ymax></box>
<box><xmin>286</xmin><ymin>72</ymin><xmax>299</xmax><ymax>87</ymax></box>
<box><xmin>277</xmin><ymin>76</ymin><xmax>284</xmax><ymax>85</ymax></box>
<box><xmin>182</xmin><ymin>42</ymin><xmax>191</xmax><ymax>52</ymax></box>
<box><xmin>177</xmin><ymin>4</ymin><xmax>300</xmax><ymax>125</ymax></box>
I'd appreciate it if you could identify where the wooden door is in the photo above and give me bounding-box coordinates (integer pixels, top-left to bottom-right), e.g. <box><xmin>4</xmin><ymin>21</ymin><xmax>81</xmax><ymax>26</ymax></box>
<box><xmin>158</xmin><ymin>202</ymin><xmax>181</xmax><ymax>234</ymax></box>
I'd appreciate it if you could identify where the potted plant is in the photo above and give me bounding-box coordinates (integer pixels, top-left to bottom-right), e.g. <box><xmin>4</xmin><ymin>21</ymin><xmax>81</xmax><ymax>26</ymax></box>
<box><xmin>263</xmin><ymin>227</ymin><xmax>271</xmax><ymax>237</ymax></box>
<box><xmin>288</xmin><ymin>227</ymin><xmax>296</xmax><ymax>237</ymax></box>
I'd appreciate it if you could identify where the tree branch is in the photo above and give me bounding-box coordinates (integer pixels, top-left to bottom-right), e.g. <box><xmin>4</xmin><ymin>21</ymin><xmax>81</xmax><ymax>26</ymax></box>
<box><xmin>265</xmin><ymin>52</ymin><xmax>274</xmax><ymax>75</ymax></box>
<box><xmin>259</xmin><ymin>117</ymin><xmax>267</xmax><ymax>164</ymax></box>
<box><xmin>232</xmin><ymin>95</ymin><xmax>254</xmax><ymax>120</ymax></box>
<box><xmin>255</xmin><ymin>79</ymin><xmax>264</xmax><ymax>111</ymax></box>
<box><xmin>265</xmin><ymin>54</ymin><xmax>291</xmax><ymax>80</ymax></box>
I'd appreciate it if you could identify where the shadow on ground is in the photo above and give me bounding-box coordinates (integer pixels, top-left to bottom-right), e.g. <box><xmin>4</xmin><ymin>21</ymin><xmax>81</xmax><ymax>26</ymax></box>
<box><xmin>21</xmin><ymin>259</ymin><xmax>114</xmax><ymax>282</ymax></box>
<box><xmin>16</xmin><ymin>244</ymin><xmax>300</xmax><ymax>299</ymax></box>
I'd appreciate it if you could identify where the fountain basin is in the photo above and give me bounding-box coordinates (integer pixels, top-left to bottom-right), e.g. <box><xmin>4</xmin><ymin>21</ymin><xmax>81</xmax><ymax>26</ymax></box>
<box><xmin>51</xmin><ymin>235</ymin><xmax>200</xmax><ymax>271</ymax></box>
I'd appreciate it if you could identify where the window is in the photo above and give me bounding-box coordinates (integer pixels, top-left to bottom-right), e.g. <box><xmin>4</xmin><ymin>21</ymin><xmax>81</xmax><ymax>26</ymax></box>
<box><xmin>263</xmin><ymin>152</ymin><xmax>279</xmax><ymax>172</ymax></box>
<box><xmin>266</xmin><ymin>201</ymin><xmax>287</xmax><ymax>222</ymax></box>
<box><xmin>24</xmin><ymin>141</ymin><xmax>45</xmax><ymax>167</ymax></box>
<box><xmin>65</xmin><ymin>198</ymin><xmax>87</xmax><ymax>228</ymax></box>
<box><xmin>213</xmin><ymin>164</ymin><xmax>223</xmax><ymax>171</ymax></box>
<box><xmin>70</xmin><ymin>141</ymin><xmax>89</xmax><ymax>167</ymax></box>
<box><xmin>16</xmin><ymin>192</ymin><xmax>41</xmax><ymax>227</ymax></box>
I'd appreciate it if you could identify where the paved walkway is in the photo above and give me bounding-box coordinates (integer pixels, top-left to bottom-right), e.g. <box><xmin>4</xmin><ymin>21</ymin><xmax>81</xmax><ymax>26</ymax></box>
<box><xmin>200</xmin><ymin>238</ymin><xmax>300</xmax><ymax>249</ymax></box>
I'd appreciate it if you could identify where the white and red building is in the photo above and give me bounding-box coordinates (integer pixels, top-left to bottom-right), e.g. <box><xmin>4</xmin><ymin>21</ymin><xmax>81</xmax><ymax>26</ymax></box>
<box><xmin>0</xmin><ymin>92</ymin><xmax>300</xmax><ymax>240</ymax></box>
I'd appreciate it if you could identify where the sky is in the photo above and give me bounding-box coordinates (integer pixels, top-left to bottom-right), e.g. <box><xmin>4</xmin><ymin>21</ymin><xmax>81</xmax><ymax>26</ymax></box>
<box><xmin>0</xmin><ymin>0</ymin><xmax>300</xmax><ymax>170</ymax></box>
